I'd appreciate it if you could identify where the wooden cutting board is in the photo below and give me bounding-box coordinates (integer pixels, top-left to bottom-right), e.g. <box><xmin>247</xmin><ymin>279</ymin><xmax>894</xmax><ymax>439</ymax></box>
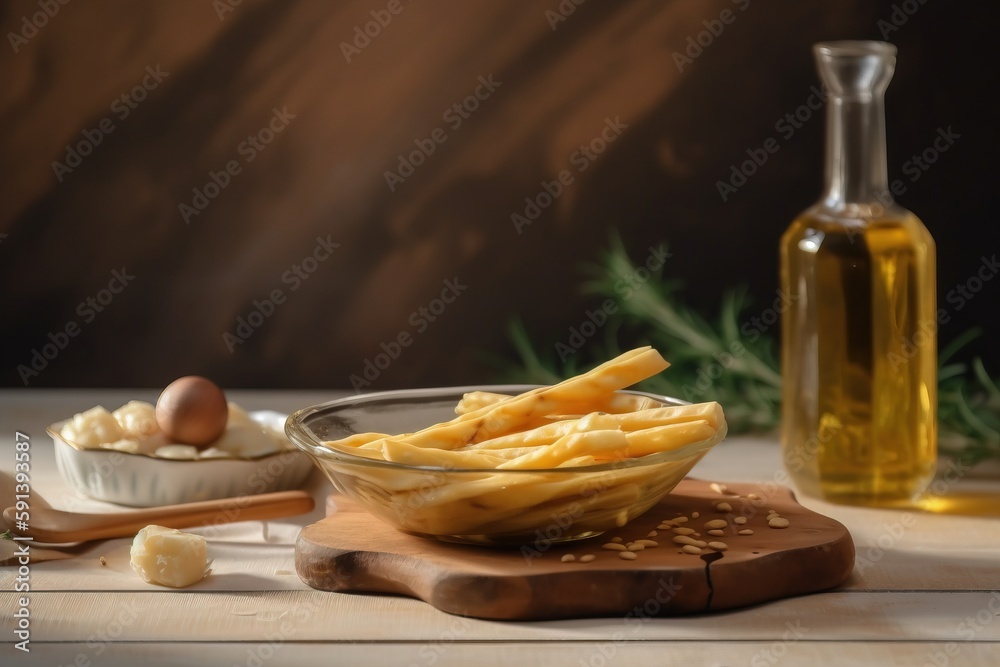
<box><xmin>295</xmin><ymin>479</ymin><xmax>855</xmax><ymax>620</ymax></box>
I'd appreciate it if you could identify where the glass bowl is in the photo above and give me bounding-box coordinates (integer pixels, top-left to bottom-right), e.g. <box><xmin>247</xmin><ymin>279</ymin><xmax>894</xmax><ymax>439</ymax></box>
<box><xmin>285</xmin><ymin>386</ymin><xmax>726</xmax><ymax>546</ymax></box>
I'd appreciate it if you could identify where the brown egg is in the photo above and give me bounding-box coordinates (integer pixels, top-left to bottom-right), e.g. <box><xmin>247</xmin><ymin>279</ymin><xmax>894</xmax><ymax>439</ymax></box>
<box><xmin>155</xmin><ymin>376</ymin><xmax>229</xmax><ymax>448</ymax></box>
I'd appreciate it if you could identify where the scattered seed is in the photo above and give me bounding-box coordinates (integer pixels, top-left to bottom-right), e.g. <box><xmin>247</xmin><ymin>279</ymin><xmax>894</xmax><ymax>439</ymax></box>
<box><xmin>672</xmin><ymin>516</ymin><xmax>689</xmax><ymax>524</ymax></box>
<box><xmin>710</xmin><ymin>482</ymin><xmax>728</xmax><ymax>494</ymax></box>
<box><xmin>619</xmin><ymin>551</ymin><xmax>638</xmax><ymax>561</ymax></box>
<box><xmin>579</xmin><ymin>554</ymin><xmax>596</xmax><ymax>563</ymax></box>
<box><xmin>715</xmin><ymin>502</ymin><xmax>733</xmax><ymax>512</ymax></box>
<box><xmin>682</xmin><ymin>545</ymin><xmax>703</xmax><ymax>555</ymax></box>
<box><xmin>657</xmin><ymin>523</ymin><xmax>673</xmax><ymax>531</ymax></box>
<box><xmin>704</xmin><ymin>519</ymin><xmax>728</xmax><ymax>530</ymax></box>
<box><xmin>708</xmin><ymin>541</ymin><xmax>728</xmax><ymax>552</ymax></box>
<box><xmin>748</xmin><ymin>493</ymin><xmax>760</xmax><ymax>500</ymax></box>
<box><xmin>673</xmin><ymin>535</ymin><xmax>707</xmax><ymax>547</ymax></box>
<box><xmin>561</xmin><ymin>554</ymin><xmax>576</xmax><ymax>563</ymax></box>
<box><xmin>768</xmin><ymin>517</ymin><xmax>790</xmax><ymax>529</ymax></box>
<box><xmin>628</xmin><ymin>543</ymin><xmax>645</xmax><ymax>552</ymax></box>
<box><xmin>691</xmin><ymin>511</ymin><xmax>700</xmax><ymax>519</ymax></box>
<box><xmin>738</xmin><ymin>529</ymin><xmax>754</xmax><ymax>535</ymax></box>
<box><xmin>603</xmin><ymin>542</ymin><xmax>627</xmax><ymax>551</ymax></box>
<box><xmin>707</xmin><ymin>529</ymin><xmax>725</xmax><ymax>537</ymax></box>
<box><xmin>767</xmin><ymin>509</ymin><xmax>778</xmax><ymax>516</ymax></box>
<box><xmin>610</xmin><ymin>537</ymin><xmax>623</xmax><ymax>543</ymax></box>
<box><xmin>634</xmin><ymin>539</ymin><xmax>659</xmax><ymax>548</ymax></box>
<box><xmin>734</xmin><ymin>517</ymin><xmax>748</xmax><ymax>525</ymax></box>
<box><xmin>615</xmin><ymin>512</ymin><xmax>628</xmax><ymax>527</ymax></box>
<box><xmin>672</xmin><ymin>527</ymin><xmax>696</xmax><ymax>535</ymax></box>
<box><xmin>99</xmin><ymin>556</ymin><xmax>107</xmax><ymax>566</ymax></box>
<box><xmin>647</xmin><ymin>530</ymin><xmax>658</xmax><ymax>538</ymax></box>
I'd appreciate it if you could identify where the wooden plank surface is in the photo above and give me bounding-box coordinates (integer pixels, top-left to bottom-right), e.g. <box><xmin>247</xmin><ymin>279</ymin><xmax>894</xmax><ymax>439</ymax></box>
<box><xmin>4</xmin><ymin>590</ymin><xmax>1000</xmax><ymax>643</ymax></box>
<box><xmin>2</xmin><ymin>389</ymin><xmax>1000</xmax><ymax>666</ymax></box>
<box><xmin>10</xmin><ymin>642</ymin><xmax>1000</xmax><ymax>667</ymax></box>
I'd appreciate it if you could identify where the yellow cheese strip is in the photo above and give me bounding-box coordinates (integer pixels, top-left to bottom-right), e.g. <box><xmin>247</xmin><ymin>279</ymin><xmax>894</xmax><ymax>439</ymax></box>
<box><xmin>622</xmin><ymin>420</ymin><xmax>717</xmax><ymax>457</ymax></box>
<box><xmin>495</xmin><ymin>429</ymin><xmax>630</xmax><ymax>470</ymax></box>
<box><xmin>464</xmin><ymin>412</ymin><xmax>622</xmax><ymax>450</ymax></box>
<box><xmin>614</xmin><ymin>402</ymin><xmax>725</xmax><ymax>432</ymax></box>
<box><xmin>379</xmin><ymin>439</ymin><xmax>509</xmax><ymax>468</ymax></box>
<box><xmin>455</xmin><ymin>390</ymin><xmax>664</xmax><ymax>416</ymax></box>
<box><xmin>334</xmin><ymin>346</ymin><xmax>668</xmax><ymax>452</ymax></box>
<box><xmin>464</xmin><ymin>402</ymin><xmax>721</xmax><ymax>451</ymax></box>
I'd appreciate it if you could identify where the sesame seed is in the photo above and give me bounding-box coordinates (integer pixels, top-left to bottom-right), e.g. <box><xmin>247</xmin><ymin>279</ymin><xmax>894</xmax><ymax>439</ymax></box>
<box><xmin>704</xmin><ymin>519</ymin><xmax>728</xmax><ymax>530</ymax></box>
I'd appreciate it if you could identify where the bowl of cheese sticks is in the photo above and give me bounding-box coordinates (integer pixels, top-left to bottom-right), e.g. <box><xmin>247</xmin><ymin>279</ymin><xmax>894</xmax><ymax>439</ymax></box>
<box><xmin>285</xmin><ymin>347</ymin><xmax>728</xmax><ymax>545</ymax></box>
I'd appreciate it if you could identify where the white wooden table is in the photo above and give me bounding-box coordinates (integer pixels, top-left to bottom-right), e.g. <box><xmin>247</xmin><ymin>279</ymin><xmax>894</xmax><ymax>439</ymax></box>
<box><xmin>2</xmin><ymin>389</ymin><xmax>999</xmax><ymax>666</ymax></box>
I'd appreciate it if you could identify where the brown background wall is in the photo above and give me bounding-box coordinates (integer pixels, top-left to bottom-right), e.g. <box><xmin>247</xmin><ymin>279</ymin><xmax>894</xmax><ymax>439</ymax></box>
<box><xmin>1</xmin><ymin>0</ymin><xmax>996</xmax><ymax>390</ymax></box>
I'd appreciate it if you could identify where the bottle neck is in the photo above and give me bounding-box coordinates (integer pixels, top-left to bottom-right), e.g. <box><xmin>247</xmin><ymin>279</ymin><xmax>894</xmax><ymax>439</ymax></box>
<box><xmin>821</xmin><ymin>91</ymin><xmax>889</xmax><ymax>210</ymax></box>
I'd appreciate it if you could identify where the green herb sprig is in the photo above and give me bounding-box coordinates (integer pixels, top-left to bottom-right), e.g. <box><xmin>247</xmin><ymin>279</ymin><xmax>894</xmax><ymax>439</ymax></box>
<box><xmin>503</xmin><ymin>235</ymin><xmax>999</xmax><ymax>465</ymax></box>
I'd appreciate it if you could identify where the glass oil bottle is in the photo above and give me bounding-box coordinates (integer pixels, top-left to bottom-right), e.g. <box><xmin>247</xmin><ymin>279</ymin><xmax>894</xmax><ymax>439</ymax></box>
<box><xmin>780</xmin><ymin>41</ymin><xmax>937</xmax><ymax>506</ymax></box>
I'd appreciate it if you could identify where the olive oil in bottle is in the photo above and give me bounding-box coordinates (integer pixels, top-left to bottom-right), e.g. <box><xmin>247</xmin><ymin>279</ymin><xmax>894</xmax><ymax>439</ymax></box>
<box><xmin>780</xmin><ymin>42</ymin><xmax>937</xmax><ymax>506</ymax></box>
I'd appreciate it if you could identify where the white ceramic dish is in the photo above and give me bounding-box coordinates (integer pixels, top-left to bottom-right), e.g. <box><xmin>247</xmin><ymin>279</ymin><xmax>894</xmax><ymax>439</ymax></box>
<box><xmin>49</xmin><ymin>411</ymin><xmax>314</xmax><ymax>507</ymax></box>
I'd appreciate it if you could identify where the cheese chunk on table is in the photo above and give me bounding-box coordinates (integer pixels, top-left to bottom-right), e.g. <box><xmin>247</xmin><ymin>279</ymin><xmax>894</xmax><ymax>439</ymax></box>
<box><xmin>130</xmin><ymin>525</ymin><xmax>208</xmax><ymax>588</ymax></box>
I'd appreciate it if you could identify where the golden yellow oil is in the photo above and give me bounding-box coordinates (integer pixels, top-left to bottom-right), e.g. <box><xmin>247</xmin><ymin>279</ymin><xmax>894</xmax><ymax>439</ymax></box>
<box><xmin>780</xmin><ymin>210</ymin><xmax>937</xmax><ymax>506</ymax></box>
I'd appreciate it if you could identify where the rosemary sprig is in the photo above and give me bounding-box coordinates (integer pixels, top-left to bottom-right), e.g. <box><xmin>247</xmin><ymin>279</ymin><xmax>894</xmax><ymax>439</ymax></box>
<box><xmin>503</xmin><ymin>235</ymin><xmax>1000</xmax><ymax>464</ymax></box>
<box><xmin>937</xmin><ymin>330</ymin><xmax>1000</xmax><ymax>464</ymax></box>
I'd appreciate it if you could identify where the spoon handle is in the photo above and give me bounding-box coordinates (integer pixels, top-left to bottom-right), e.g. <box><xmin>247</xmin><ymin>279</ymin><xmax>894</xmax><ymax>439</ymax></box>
<box><xmin>8</xmin><ymin>490</ymin><xmax>315</xmax><ymax>543</ymax></box>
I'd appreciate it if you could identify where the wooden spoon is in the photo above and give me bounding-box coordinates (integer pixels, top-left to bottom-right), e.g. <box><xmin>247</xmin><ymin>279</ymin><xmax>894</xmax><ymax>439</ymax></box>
<box><xmin>3</xmin><ymin>490</ymin><xmax>315</xmax><ymax>543</ymax></box>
